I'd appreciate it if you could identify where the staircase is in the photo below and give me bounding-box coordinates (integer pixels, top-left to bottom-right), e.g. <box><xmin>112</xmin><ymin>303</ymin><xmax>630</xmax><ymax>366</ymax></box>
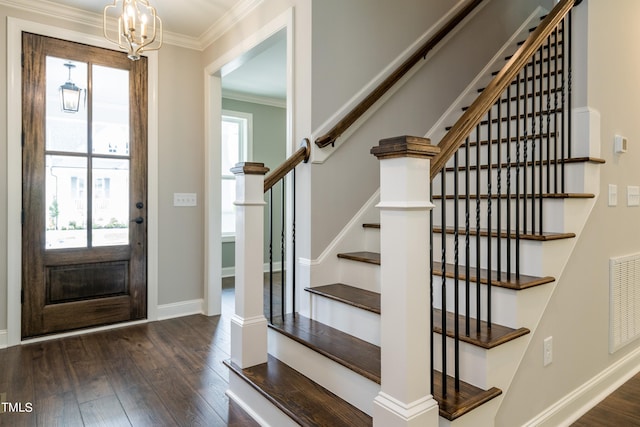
<box><xmin>226</xmin><ymin>1</ymin><xmax>598</xmax><ymax>426</ymax></box>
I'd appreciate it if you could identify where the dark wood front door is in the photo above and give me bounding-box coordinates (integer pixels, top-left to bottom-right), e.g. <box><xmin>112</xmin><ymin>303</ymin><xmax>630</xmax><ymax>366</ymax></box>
<box><xmin>21</xmin><ymin>33</ymin><xmax>148</xmax><ymax>338</ymax></box>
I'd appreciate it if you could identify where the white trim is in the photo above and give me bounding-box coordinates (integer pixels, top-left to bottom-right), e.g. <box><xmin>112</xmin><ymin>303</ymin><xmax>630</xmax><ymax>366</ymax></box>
<box><xmin>0</xmin><ymin>330</ymin><xmax>7</xmax><ymax>349</ymax></box>
<box><xmin>203</xmin><ymin>8</ymin><xmax>294</xmax><ymax>317</ymax></box>
<box><xmin>523</xmin><ymin>347</ymin><xmax>640</xmax><ymax>427</ymax></box>
<box><xmin>310</xmin><ymin>0</ymin><xmax>488</xmax><ymax>164</ymax></box>
<box><xmin>222</xmin><ymin>262</ymin><xmax>283</xmax><ymax>278</ymax></box>
<box><xmin>0</xmin><ymin>0</ymin><xmax>264</xmax><ymax>52</ymax></box>
<box><xmin>6</xmin><ymin>17</ymin><xmax>159</xmax><ymax>345</ymax></box>
<box><xmin>157</xmin><ymin>299</ymin><xmax>205</xmax><ymax>321</ymax></box>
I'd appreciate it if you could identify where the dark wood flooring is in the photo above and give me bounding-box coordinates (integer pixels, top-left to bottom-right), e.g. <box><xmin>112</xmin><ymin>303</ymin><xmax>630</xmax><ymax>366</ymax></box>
<box><xmin>572</xmin><ymin>371</ymin><xmax>640</xmax><ymax>426</ymax></box>
<box><xmin>0</xmin><ymin>281</ymin><xmax>259</xmax><ymax>427</ymax></box>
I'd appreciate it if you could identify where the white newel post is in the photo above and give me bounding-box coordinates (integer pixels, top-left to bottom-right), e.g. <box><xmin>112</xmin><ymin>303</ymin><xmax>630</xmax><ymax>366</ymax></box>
<box><xmin>371</xmin><ymin>136</ymin><xmax>440</xmax><ymax>427</ymax></box>
<box><xmin>230</xmin><ymin>162</ymin><xmax>270</xmax><ymax>368</ymax></box>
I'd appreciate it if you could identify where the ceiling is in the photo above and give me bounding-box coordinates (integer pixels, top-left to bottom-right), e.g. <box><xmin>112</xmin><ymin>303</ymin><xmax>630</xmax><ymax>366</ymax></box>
<box><xmin>5</xmin><ymin>0</ymin><xmax>286</xmax><ymax>102</ymax></box>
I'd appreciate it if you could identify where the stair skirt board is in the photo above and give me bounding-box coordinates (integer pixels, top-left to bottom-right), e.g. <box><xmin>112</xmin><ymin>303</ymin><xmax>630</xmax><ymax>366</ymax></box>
<box><xmin>267</xmin><ymin>327</ymin><xmax>380</xmax><ymax>415</ymax></box>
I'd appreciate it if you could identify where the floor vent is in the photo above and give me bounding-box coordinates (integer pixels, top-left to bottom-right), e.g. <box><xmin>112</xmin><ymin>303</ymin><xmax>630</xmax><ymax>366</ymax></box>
<box><xmin>610</xmin><ymin>254</ymin><xmax>640</xmax><ymax>353</ymax></box>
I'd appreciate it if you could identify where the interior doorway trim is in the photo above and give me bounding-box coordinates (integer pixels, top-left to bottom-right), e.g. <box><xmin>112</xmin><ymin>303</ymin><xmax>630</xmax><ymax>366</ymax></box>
<box><xmin>203</xmin><ymin>8</ymin><xmax>294</xmax><ymax>316</ymax></box>
<box><xmin>6</xmin><ymin>17</ymin><xmax>160</xmax><ymax>346</ymax></box>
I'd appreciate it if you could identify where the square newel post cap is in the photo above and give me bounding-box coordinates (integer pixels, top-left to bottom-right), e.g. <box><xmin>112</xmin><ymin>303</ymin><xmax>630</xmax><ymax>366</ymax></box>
<box><xmin>231</xmin><ymin>162</ymin><xmax>270</xmax><ymax>176</ymax></box>
<box><xmin>370</xmin><ymin>135</ymin><xmax>440</xmax><ymax>160</ymax></box>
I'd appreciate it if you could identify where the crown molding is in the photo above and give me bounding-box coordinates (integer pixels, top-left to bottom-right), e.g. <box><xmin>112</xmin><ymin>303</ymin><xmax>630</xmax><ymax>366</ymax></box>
<box><xmin>222</xmin><ymin>89</ymin><xmax>286</xmax><ymax>109</ymax></box>
<box><xmin>0</xmin><ymin>0</ymin><xmax>264</xmax><ymax>51</ymax></box>
<box><xmin>199</xmin><ymin>0</ymin><xmax>264</xmax><ymax>50</ymax></box>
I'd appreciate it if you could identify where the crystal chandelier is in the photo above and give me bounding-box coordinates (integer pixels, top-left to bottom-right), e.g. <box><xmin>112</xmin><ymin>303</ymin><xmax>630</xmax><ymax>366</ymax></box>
<box><xmin>103</xmin><ymin>0</ymin><xmax>163</xmax><ymax>61</ymax></box>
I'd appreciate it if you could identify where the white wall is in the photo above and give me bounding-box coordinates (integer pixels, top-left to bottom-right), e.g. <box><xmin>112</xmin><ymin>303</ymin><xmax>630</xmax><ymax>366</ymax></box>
<box><xmin>496</xmin><ymin>1</ymin><xmax>640</xmax><ymax>425</ymax></box>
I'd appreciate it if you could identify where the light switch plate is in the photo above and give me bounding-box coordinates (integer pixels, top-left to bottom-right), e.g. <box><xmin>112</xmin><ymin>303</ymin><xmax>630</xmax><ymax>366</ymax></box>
<box><xmin>609</xmin><ymin>184</ymin><xmax>617</xmax><ymax>207</ymax></box>
<box><xmin>174</xmin><ymin>193</ymin><xmax>197</xmax><ymax>207</ymax></box>
<box><xmin>628</xmin><ymin>186</ymin><xmax>640</xmax><ymax>207</ymax></box>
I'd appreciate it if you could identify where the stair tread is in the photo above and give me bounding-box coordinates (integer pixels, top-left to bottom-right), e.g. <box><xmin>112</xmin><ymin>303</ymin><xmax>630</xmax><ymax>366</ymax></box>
<box><xmin>337</xmin><ymin>251</ymin><xmax>380</xmax><ymax>265</ymax></box>
<box><xmin>225</xmin><ymin>355</ymin><xmax>372</xmax><ymax>427</ymax></box>
<box><xmin>444</xmin><ymin>156</ymin><xmax>606</xmax><ymax>172</ymax></box>
<box><xmin>432</xmin><ymin>261</ymin><xmax>555</xmax><ymax>290</ymax></box>
<box><xmin>433</xmin><ymin>308</ymin><xmax>529</xmax><ymax>349</ymax></box>
<box><xmin>270</xmin><ymin>313</ymin><xmax>381</xmax><ymax>383</ymax></box>
<box><xmin>305</xmin><ymin>283</ymin><xmax>530</xmax><ymax>346</ymax></box>
<box><xmin>305</xmin><ymin>284</ymin><xmax>381</xmax><ymax>314</ymax></box>
<box><xmin>269</xmin><ymin>314</ymin><xmax>502</xmax><ymax>421</ymax></box>
<box><xmin>433</xmin><ymin>226</ymin><xmax>576</xmax><ymax>241</ymax></box>
<box><xmin>433</xmin><ymin>192</ymin><xmax>595</xmax><ymax>200</ymax></box>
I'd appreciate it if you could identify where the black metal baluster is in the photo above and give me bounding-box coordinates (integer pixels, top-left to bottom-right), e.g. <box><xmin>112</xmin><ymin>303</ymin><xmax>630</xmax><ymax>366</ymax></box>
<box><xmin>475</xmin><ymin>124</ymin><xmax>482</xmax><ymax>333</ymax></box>
<box><xmin>454</xmin><ymin>151</ymin><xmax>460</xmax><ymax>391</ymax></box>
<box><xmin>292</xmin><ymin>168</ymin><xmax>297</xmax><ymax>317</ymax></box>
<box><xmin>281</xmin><ymin>179</ymin><xmax>286</xmax><ymax>319</ymax></box>
<box><xmin>465</xmin><ymin>137</ymin><xmax>471</xmax><ymax>337</ymax></box>
<box><xmin>269</xmin><ymin>189</ymin><xmax>274</xmax><ymax>323</ymax></box>
<box><xmin>430</xmin><ymin>181</ymin><xmax>435</xmax><ymax>396</ymax></box>
<box><xmin>560</xmin><ymin>16</ymin><xmax>567</xmax><ymax>193</ymax></box>
<box><xmin>553</xmin><ymin>24</ymin><xmax>560</xmax><ymax>194</ymax></box>
<box><xmin>545</xmin><ymin>33</ymin><xmax>553</xmax><ymax>195</ymax></box>
<box><xmin>523</xmin><ymin>61</ymin><xmax>529</xmax><ymax>237</ymax></box>
<box><xmin>530</xmin><ymin>49</ymin><xmax>537</xmax><ymax>236</ymax></box>
<box><xmin>487</xmin><ymin>105</ymin><xmax>493</xmax><ymax>329</ymax></box>
<box><xmin>496</xmin><ymin>95</ymin><xmax>503</xmax><ymax>291</ymax></box>
<box><xmin>506</xmin><ymin>84</ymin><xmax>513</xmax><ymax>280</ymax></box>
<box><xmin>516</xmin><ymin>70</ymin><xmax>523</xmax><ymax>281</ymax></box>
<box><xmin>538</xmin><ymin>44</ymin><xmax>544</xmax><ymax>236</ymax></box>
<box><xmin>441</xmin><ymin>169</ymin><xmax>448</xmax><ymax>398</ymax></box>
<box><xmin>567</xmin><ymin>11</ymin><xmax>573</xmax><ymax>161</ymax></box>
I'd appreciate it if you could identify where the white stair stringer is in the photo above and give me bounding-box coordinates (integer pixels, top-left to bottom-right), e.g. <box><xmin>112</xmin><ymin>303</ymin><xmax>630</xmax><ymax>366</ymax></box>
<box><xmin>267</xmin><ymin>328</ymin><xmax>380</xmax><ymax>416</ymax></box>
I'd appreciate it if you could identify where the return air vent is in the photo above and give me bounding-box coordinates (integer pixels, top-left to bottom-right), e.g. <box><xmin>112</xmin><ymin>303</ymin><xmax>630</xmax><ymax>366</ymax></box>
<box><xmin>610</xmin><ymin>254</ymin><xmax>640</xmax><ymax>353</ymax></box>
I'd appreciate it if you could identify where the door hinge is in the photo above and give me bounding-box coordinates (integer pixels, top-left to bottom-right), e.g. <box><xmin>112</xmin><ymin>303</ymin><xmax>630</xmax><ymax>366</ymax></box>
<box><xmin>21</xmin><ymin>289</ymin><xmax>24</xmax><ymax>304</ymax></box>
<box><xmin>21</xmin><ymin>210</ymin><xmax>24</xmax><ymax>226</ymax></box>
<box><xmin>22</xmin><ymin>132</ymin><xmax>25</xmax><ymax>148</ymax></box>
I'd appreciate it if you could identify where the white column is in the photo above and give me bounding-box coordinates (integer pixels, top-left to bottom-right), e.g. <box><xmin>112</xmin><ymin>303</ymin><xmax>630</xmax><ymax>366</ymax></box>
<box><xmin>371</xmin><ymin>136</ymin><xmax>440</xmax><ymax>427</ymax></box>
<box><xmin>230</xmin><ymin>162</ymin><xmax>270</xmax><ymax>368</ymax></box>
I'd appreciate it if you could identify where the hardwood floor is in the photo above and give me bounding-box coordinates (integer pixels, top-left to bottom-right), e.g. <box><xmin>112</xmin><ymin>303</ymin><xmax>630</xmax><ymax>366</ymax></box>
<box><xmin>572</xmin><ymin>372</ymin><xmax>640</xmax><ymax>426</ymax></box>
<box><xmin>0</xmin><ymin>282</ymin><xmax>259</xmax><ymax>427</ymax></box>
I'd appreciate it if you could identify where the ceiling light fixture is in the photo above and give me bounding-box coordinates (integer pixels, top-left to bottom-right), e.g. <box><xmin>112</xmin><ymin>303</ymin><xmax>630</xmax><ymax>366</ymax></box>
<box><xmin>103</xmin><ymin>0</ymin><xmax>163</xmax><ymax>61</ymax></box>
<box><xmin>59</xmin><ymin>62</ymin><xmax>84</xmax><ymax>113</ymax></box>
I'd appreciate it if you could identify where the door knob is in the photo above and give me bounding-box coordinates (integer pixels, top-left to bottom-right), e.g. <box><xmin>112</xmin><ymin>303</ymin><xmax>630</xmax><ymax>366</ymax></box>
<box><xmin>131</xmin><ymin>216</ymin><xmax>144</xmax><ymax>224</ymax></box>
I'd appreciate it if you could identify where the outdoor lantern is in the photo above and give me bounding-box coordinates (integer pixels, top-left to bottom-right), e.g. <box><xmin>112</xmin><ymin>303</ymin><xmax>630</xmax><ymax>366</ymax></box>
<box><xmin>59</xmin><ymin>62</ymin><xmax>83</xmax><ymax>113</ymax></box>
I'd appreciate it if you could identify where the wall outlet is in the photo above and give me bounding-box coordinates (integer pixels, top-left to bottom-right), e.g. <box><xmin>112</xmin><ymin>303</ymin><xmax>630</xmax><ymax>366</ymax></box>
<box><xmin>543</xmin><ymin>336</ymin><xmax>553</xmax><ymax>367</ymax></box>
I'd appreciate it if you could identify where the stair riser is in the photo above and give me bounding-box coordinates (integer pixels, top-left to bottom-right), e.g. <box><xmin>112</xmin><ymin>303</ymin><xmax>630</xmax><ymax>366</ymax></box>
<box><xmin>433</xmin><ymin>280</ymin><xmax>521</xmax><ymax>328</ymax></box>
<box><xmin>268</xmin><ymin>329</ymin><xmax>380</xmax><ymax>416</ymax></box>
<box><xmin>432</xmin><ymin>233</ymin><xmax>547</xmax><ymax>277</ymax></box>
<box><xmin>363</xmin><ymin>227</ymin><xmax>381</xmax><ymax>253</ymax></box>
<box><xmin>432</xmin><ymin>197</ymin><xmax>569</xmax><ymax>234</ymax></box>
<box><xmin>337</xmin><ymin>259</ymin><xmax>380</xmax><ymax>293</ymax></box>
<box><xmin>309</xmin><ymin>294</ymin><xmax>380</xmax><ymax>345</ymax></box>
<box><xmin>433</xmin><ymin>333</ymin><xmax>528</xmax><ymax>391</ymax></box>
<box><xmin>435</xmin><ymin>157</ymin><xmax>582</xmax><ymax>196</ymax></box>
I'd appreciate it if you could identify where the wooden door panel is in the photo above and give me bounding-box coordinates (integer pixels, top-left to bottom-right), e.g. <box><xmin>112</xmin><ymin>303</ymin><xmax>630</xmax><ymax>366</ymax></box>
<box><xmin>22</xmin><ymin>33</ymin><xmax>147</xmax><ymax>338</ymax></box>
<box><xmin>42</xmin><ymin>296</ymin><xmax>132</xmax><ymax>334</ymax></box>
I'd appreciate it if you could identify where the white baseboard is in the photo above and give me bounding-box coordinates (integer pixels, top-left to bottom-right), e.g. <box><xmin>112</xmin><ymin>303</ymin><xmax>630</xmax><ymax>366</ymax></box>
<box><xmin>524</xmin><ymin>346</ymin><xmax>640</xmax><ymax>426</ymax></box>
<box><xmin>0</xmin><ymin>330</ymin><xmax>7</xmax><ymax>349</ymax></box>
<box><xmin>221</xmin><ymin>262</ymin><xmax>283</xmax><ymax>278</ymax></box>
<box><xmin>157</xmin><ymin>299</ymin><xmax>205</xmax><ymax>320</ymax></box>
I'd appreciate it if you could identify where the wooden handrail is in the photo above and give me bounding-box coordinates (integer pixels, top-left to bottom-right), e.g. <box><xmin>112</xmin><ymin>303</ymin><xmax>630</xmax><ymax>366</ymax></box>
<box><xmin>315</xmin><ymin>0</ymin><xmax>485</xmax><ymax>149</ymax></box>
<box><xmin>430</xmin><ymin>0</ymin><xmax>581</xmax><ymax>179</ymax></box>
<box><xmin>264</xmin><ymin>138</ymin><xmax>311</xmax><ymax>192</ymax></box>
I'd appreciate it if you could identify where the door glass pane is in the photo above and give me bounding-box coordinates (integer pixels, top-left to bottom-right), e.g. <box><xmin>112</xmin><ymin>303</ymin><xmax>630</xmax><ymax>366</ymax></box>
<box><xmin>46</xmin><ymin>57</ymin><xmax>88</xmax><ymax>153</ymax></box>
<box><xmin>46</xmin><ymin>155</ymin><xmax>88</xmax><ymax>249</ymax></box>
<box><xmin>92</xmin><ymin>65</ymin><xmax>130</xmax><ymax>156</ymax></box>
<box><xmin>221</xmin><ymin>118</ymin><xmax>241</xmax><ymax>175</ymax></box>
<box><xmin>92</xmin><ymin>158</ymin><xmax>130</xmax><ymax>247</ymax></box>
<box><xmin>221</xmin><ymin>178</ymin><xmax>236</xmax><ymax>235</ymax></box>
